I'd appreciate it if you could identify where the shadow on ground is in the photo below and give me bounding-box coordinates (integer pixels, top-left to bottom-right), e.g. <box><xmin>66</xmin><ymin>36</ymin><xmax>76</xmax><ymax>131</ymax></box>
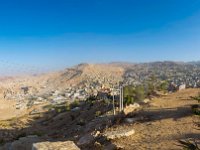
<box><xmin>127</xmin><ymin>105</ymin><xmax>194</xmax><ymax>122</ymax></box>
<box><xmin>0</xmin><ymin>99</ymin><xmax>121</xmax><ymax>149</ymax></box>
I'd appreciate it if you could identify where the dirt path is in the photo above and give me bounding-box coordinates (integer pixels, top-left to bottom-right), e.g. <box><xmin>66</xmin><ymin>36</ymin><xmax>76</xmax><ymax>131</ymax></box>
<box><xmin>112</xmin><ymin>89</ymin><xmax>200</xmax><ymax>150</ymax></box>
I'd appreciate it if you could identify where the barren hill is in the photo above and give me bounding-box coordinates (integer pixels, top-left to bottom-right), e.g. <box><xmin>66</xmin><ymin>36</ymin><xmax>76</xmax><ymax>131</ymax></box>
<box><xmin>0</xmin><ymin>61</ymin><xmax>200</xmax><ymax>94</ymax></box>
<box><xmin>0</xmin><ymin>88</ymin><xmax>199</xmax><ymax>149</ymax></box>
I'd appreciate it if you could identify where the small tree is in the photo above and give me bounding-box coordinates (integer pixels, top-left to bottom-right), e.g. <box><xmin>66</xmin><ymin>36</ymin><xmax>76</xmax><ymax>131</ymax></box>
<box><xmin>123</xmin><ymin>85</ymin><xmax>135</xmax><ymax>106</ymax></box>
<box><xmin>134</xmin><ymin>85</ymin><xmax>145</xmax><ymax>101</ymax></box>
<box><xmin>146</xmin><ymin>81</ymin><xmax>155</xmax><ymax>96</ymax></box>
<box><xmin>124</xmin><ymin>95</ymin><xmax>135</xmax><ymax>106</ymax></box>
<box><xmin>158</xmin><ymin>81</ymin><xmax>169</xmax><ymax>93</ymax></box>
<box><xmin>123</xmin><ymin>85</ymin><xmax>146</xmax><ymax>106</ymax></box>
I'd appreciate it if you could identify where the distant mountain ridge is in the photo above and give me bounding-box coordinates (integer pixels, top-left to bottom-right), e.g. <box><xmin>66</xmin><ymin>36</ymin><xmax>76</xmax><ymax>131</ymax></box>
<box><xmin>1</xmin><ymin>61</ymin><xmax>200</xmax><ymax>96</ymax></box>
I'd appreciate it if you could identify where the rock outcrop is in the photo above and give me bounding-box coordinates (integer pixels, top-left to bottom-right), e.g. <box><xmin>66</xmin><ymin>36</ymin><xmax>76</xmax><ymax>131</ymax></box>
<box><xmin>104</xmin><ymin>128</ymin><xmax>135</xmax><ymax>140</ymax></box>
<box><xmin>1</xmin><ymin>135</ymin><xmax>40</xmax><ymax>150</ymax></box>
<box><xmin>32</xmin><ymin>141</ymin><xmax>80</xmax><ymax>150</ymax></box>
<box><xmin>123</xmin><ymin>103</ymin><xmax>140</xmax><ymax>115</ymax></box>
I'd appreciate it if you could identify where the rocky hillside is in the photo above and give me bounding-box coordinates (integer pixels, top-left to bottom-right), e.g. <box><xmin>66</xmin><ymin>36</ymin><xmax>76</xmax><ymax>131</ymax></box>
<box><xmin>0</xmin><ymin>62</ymin><xmax>199</xmax><ymax>149</ymax></box>
<box><xmin>40</xmin><ymin>61</ymin><xmax>200</xmax><ymax>90</ymax></box>
<box><xmin>45</xmin><ymin>63</ymin><xmax>124</xmax><ymax>89</ymax></box>
<box><xmin>1</xmin><ymin>61</ymin><xmax>200</xmax><ymax>94</ymax></box>
<box><xmin>0</xmin><ymin>89</ymin><xmax>199</xmax><ymax>150</ymax></box>
<box><xmin>0</xmin><ymin>61</ymin><xmax>200</xmax><ymax>112</ymax></box>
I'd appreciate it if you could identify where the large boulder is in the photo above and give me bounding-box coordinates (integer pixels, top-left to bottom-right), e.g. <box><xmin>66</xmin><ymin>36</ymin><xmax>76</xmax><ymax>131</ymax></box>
<box><xmin>123</xmin><ymin>103</ymin><xmax>140</xmax><ymax>115</ymax></box>
<box><xmin>143</xmin><ymin>99</ymin><xmax>150</xmax><ymax>104</ymax></box>
<box><xmin>104</xmin><ymin>128</ymin><xmax>135</xmax><ymax>140</ymax></box>
<box><xmin>1</xmin><ymin>135</ymin><xmax>40</xmax><ymax>150</ymax></box>
<box><xmin>77</xmin><ymin>134</ymin><xmax>95</xmax><ymax>146</ymax></box>
<box><xmin>52</xmin><ymin>112</ymin><xmax>71</xmax><ymax>122</ymax></box>
<box><xmin>32</xmin><ymin>141</ymin><xmax>80</xmax><ymax>150</ymax></box>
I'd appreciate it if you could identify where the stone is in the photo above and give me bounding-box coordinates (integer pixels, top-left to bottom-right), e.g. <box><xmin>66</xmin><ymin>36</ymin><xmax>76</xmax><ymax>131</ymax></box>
<box><xmin>52</xmin><ymin>112</ymin><xmax>71</xmax><ymax>122</ymax></box>
<box><xmin>123</xmin><ymin>103</ymin><xmax>140</xmax><ymax>115</ymax></box>
<box><xmin>77</xmin><ymin>134</ymin><xmax>95</xmax><ymax>146</ymax></box>
<box><xmin>124</xmin><ymin>117</ymin><xmax>141</xmax><ymax>124</ymax></box>
<box><xmin>92</xmin><ymin>131</ymin><xmax>101</xmax><ymax>138</ymax></box>
<box><xmin>143</xmin><ymin>99</ymin><xmax>150</xmax><ymax>104</ymax></box>
<box><xmin>104</xmin><ymin>143</ymin><xmax>117</xmax><ymax>150</ymax></box>
<box><xmin>1</xmin><ymin>135</ymin><xmax>40</xmax><ymax>150</ymax></box>
<box><xmin>104</xmin><ymin>128</ymin><xmax>135</xmax><ymax>140</ymax></box>
<box><xmin>104</xmin><ymin>143</ymin><xmax>124</xmax><ymax>150</ymax></box>
<box><xmin>94</xmin><ymin>142</ymin><xmax>103</xmax><ymax>149</ymax></box>
<box><xmin>32</xmin><ymin>141</ymin><xmax>80</xmax><ymax>150</ymax></box>
<box><xmin>71</xmin><ymin>107</ymin><xmax>80</xmax><ymax>112</ymax></box>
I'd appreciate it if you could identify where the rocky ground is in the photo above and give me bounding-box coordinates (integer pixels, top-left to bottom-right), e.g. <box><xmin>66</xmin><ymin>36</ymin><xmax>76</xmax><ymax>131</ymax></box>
<box><xmin>0</xmin><ymin>89</ymin><xmax>199</xmax><ymax>150</ymax></box>
<box><xmin>109</xmin><ymin>89</ymin><xmax>200</xmax><ymax>150</ymax></box>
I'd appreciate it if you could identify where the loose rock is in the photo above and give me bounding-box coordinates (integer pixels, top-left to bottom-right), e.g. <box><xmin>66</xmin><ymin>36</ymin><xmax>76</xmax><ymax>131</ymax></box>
<box><xmin>32</xmin><ymin>141</ymin><xmax>80</xmax><ymax>150</ymax></box>
<box><xmin>104</xmin><ymin>128</ymin><xmax>135</xmax><ymax>140</ymax></box>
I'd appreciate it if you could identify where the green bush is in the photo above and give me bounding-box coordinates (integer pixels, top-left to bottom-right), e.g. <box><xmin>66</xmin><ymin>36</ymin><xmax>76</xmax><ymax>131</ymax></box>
<box><xmin>158</xmin><ymin>81</ymin><xmax>169</xmax><ymax>93</ymax></box>
<box><xmin>135</xmin><ymin>85</ymin><xmax>145</xmax><ymax>101</ymax></box>
<box><xmin>95</xmin><ymin>111</ymin><xmax>101</xmax><ymax>117</ymax></box>
<box><xmin>124</xmin><ymin>95</ymin><xmax>135</xmax><ymax>105</ymax></box>
<box><xmin>0</xmin><ymin>139</ymin><xmax>4</xmax><ymax>145</ymax></box>
<box><xmin>71</xmin><ymin>100</ymin><xmax>80</xmax><ymax>109</ymax></box>
<box><xmin>77</xmin><ymin>119</ymin><xmax>85</xmax><ymax>126</ymax></box>
<box><xmin>123</xmin><ymin>85</ymin><xmax>146</xmax><ymax>105</ymax></box>
<box><xmin>65</xmin><ymin>103</ymin><xmax>71</xmax><ymax>111</ymax></box>
<box><xmin>191</xmin><ymin>93</ymin><xmax>200</xmax><ymax>103</ymax></box>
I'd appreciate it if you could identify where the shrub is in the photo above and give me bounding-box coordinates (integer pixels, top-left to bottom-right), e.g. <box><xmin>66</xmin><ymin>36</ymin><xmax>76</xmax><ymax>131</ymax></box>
<box><xmin>124</xmin><ymin>95</ymin><xmax>135</xmax><ymax>106</ymax></box>
<box><xmin>178</xmin><ymin>139</ymin><xmax>200</xmax><ymax>150</ymax></box>
<box><xmin>192</xmin><ymin>105</ymin><xmax>200</xmax><ymax>116</ymax></box>
<box><xmin>56</xmin><ymin>108</ymin><xmax>62</xmax><ymax>113</ymax></box>
<box><xmin>65</xmin><ymin>103</ymin><xmax>71</xmax><ymax>111</ymax></box>
<box><xmin>77</xmin><ymin>119</ymin><xmax>85</xmax><ymax>126</ymax></box>
<box><xmin>158</xmin><ymin>81</ymin><xmax>169</xmax><ymax>93</ymax></box>
<box><xmin>191</xmin><ymin>93</ymin><xmax>200</xmax><ymax>103</ymax></box>
<box><xmin>0</xmin><ymin>139</ymin><xmax>4</xmax><ymax>145</ymax></box>
<box><xmin>71</xmin><ymin>100</ymin><xmax>80</xmax><ymax>109</ymax></box>
<box><xmin>95</xmin><ymin>111</ymin><xmax>101</xmax><ymax>117</ymax></box>
<box><xmin>134</xmin><ymin>85</ymin><xmax>145</xmax><ymax>101</ymax></box>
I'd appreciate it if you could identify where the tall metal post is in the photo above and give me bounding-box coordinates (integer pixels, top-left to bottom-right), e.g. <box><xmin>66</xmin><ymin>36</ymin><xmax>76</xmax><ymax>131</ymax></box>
<box><xmin>122</xmin><ymin>86</ymin><xmax>124</xmax><ymax>111</ymax></box>
<box><xmin>113</xmin><ymin>94</ymin><xmax>116</xmax><ymax>115</ymax></box>
<box><xmin>119</xmin><ymin>86</ymin><xmax>121</xmax><ymax>112</ymax></box>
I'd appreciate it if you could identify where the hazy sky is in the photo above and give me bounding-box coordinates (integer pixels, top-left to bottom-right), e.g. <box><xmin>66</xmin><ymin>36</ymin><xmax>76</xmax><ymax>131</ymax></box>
<box><xmin>0</xmin><ymin>0</ymin><xmax>200</xmax><ymax>75</ymax></box>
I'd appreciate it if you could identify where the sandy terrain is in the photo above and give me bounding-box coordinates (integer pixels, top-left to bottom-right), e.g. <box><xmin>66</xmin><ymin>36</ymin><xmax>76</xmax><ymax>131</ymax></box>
<box><xmin>111</xmin><ymin>89</ymin><xmax>200</xmax><ymax>150</ymax></box>
<box><xmin>0</xmin><ymin>100</ymin><xmax>26</xmax><ymax>120</ymax></box>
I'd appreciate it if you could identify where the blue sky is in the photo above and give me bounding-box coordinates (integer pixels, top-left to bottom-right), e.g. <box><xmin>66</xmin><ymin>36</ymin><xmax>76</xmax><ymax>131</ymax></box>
<box><xmin>0</xmin><ymin>0</ymin><xmax>200</xmax><ymax>75</ymax></box>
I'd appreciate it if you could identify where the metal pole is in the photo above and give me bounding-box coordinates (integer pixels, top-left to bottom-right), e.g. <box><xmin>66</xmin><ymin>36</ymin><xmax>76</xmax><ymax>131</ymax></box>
<box><xmin>119</xmin><ymin>86</ymin><xmax>121</xmax><ymax>112</ymax></box>
<box><xmin>113</xmin><ymin>94</ymin><xmax>116</xmax><ymax>115</ymax></box>
<box><xmin>122</xmin><ymin>86</ymin><xmax>124</xmax><ymax>111</ymax></box>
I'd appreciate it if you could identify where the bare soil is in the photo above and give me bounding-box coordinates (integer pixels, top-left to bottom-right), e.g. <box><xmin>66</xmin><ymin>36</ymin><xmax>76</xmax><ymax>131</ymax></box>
<box><xmin>0</xmin><ymin>100</ymin><xmax>26</xmax><ymax>120</ymax></box>
<box><xmin>110</xmin><ymin>89</ymin><xmax>200</xmax><ymax>150</ymax></box>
